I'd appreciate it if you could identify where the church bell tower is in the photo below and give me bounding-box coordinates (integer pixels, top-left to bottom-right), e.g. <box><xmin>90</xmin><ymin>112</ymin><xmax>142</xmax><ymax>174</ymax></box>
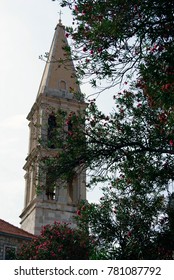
<box><xmin>20</xmin><ymin>20</ymin><xmax>86</xmax><ymax>235</ymax></box>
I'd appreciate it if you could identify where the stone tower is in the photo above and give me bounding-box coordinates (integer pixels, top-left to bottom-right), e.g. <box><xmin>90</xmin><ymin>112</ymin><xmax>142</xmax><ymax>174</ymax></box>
<box><xmin>20</xmin><ymin>20</ymin><xmax>86</xmax><ymax>235</ymax></box>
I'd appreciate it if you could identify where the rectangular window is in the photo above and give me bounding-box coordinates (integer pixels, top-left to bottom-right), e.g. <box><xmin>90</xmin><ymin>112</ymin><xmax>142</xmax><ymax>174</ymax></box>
<box><xmin>3</xmin><ymin>245</ymin><xmax>17</xmax><ymax>260</ymax></box>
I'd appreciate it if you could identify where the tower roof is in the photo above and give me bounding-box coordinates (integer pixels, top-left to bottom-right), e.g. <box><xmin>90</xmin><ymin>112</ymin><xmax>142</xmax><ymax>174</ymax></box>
<box><xmin>37</xmin><ymin>20</ymin><xmax>81</xmax><ymax>99</ymax></box>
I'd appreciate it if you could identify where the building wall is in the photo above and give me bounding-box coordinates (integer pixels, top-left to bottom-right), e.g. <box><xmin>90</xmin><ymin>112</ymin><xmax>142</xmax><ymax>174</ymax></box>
<box><xmin>21</xmin><ymin>198</ymin><xmax>78</xmax><ymax>235</ymax></box>
<box><xmin>20</xmin><ymin>205</ymin><xmax>36</xmax><ymax>235</ymax></box>
<box><xmin>0</xmin><ymin>234</ymin><xmax>31</xmax><ymax>260</ymax></box>
<box><xmin>35</xmin><ymin>201</ymin><xmax>78</xmax><ymax>233</ymax></box>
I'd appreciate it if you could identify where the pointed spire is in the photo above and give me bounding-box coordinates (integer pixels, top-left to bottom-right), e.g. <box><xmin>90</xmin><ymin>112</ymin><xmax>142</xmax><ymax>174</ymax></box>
<box><xmin>37</xmin><ymin>19</ymin><xmax>80</xmax><ymax>99</ymax></box>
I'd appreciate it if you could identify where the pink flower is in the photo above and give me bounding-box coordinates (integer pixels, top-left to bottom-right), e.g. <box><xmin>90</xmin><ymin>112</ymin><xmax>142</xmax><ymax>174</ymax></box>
<box><xmin>169</xmin><ymin>139</ymin><xmax>174</xmax><ymax>146</ymax></box>
<box><xmin>51</xmin><ymin>251</ymin><xmax>56</xmax><ymax>257</ymax></box>
<box><xmin>74</xmin><ymin>5</ymin><xmax>79</xmax><ymax>13</ymax></box>
<box><xmin>81</xmin><ymin>205</ymin><xmax>86</xmax><ymax>211</ymax></box>
<box><xmin>77</xmin><ymin>210</ymin><xmax>81</xmax><ymax>216</ymax></box>
<box><xmin>98</xmin><ymin>47</ymin><xmax>102</xmax><ymax>53</ymax></box>
<box><xmin>161</xmin><ymin>84</ymin><xmax>171</xmax><ymax>91</ymax></box>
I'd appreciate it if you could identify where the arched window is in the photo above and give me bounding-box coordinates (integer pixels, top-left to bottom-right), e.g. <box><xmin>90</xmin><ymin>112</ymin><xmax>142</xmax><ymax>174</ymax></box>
<box><xmin>45</xmin><ymin>166</ymin><xmax>56</xmax><ymax>200</ymax></box>
<box><xmin>68</xmin><ymin>119</ymin><xmax>73</xmax><ymax>133</ymax></box>
<box><xmin>60</xmin><ymin>80</ymin><xmax>66</xmax><ymax>91</ymax></box>
<box><xmin>67</xmin><ymin>111</ymin><xmax>76</xmax><ymax>135</ymax></box>
<box><xmin>47</xmin><ymin>114</ymin><xmax>57</xmax><ymax>149</ymax></box>
<box><xmin>68</xmin><ymin>180</ymin><xmax>73</xmax><ymax>203</ymax></box>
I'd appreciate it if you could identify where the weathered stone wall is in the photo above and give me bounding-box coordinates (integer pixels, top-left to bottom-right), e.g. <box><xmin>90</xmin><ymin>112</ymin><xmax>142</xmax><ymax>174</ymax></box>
<box><xmin>20</xmin><ymin>200</ymin><xmax>36</xmax><ymax>235</ymax></box>
<box><xmin>0</xmin><ymin>235</ymin><xmax>29</xmax><ymax>260</ymax></box>
<box><xmin>35</xmin><ymin>201</ymin><xmax>77</xmax><ymax>235</ymax></box>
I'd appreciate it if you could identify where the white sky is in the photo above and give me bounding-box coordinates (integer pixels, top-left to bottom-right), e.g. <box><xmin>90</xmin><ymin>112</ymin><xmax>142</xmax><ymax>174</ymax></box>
<box><xmin>0</xmin><ymin>0</ymin><xmax>114</xmax><ymax>227</ymax></box>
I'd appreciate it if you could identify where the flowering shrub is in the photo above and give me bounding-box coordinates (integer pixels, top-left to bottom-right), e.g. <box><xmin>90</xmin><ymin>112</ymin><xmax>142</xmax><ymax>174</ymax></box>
<box><xmin>75</xmin><ymin>195</ymin><xmax>174</xmax><ymax>260</ymax></box>
<box><xmin>17</xmin><ymin>222</ymin><xmax>92</xmax><ymax>260</ymax></box>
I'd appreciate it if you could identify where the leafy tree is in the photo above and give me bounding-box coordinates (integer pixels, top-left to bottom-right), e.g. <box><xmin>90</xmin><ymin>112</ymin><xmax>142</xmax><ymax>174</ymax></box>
<box><xmin>41</xmin><ymin>86</ymin><xmax>174</xmax><ymax>189</ymax></box>
<box><xmin>46</xmin><ymin>0</ymin><xmax>174</xmax><ymax>258</ymax></box>
<box><xmin>75</xmin><ymin>187</ymin><xmax>174</xmax><ymax>259</ymax></box>
<box><xmin>17</xmin><ymin>222</ymin><xmax>92</xmax><ymax>260</ymax></box>
<box><xmin>38</xmin><ymin>85</ymin><xmax>174</xmax><ymax>259</ymax></box>
<box><xmin>57</xmin><ymin>0</ymin><xmax>174</xmax><ymax>92</ymax></box>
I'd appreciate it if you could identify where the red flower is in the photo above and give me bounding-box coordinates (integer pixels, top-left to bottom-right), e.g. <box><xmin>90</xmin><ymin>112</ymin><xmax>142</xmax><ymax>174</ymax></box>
<box><xmin>98</xmin><ymin>47</ymin><xmax>102</xmax><ymax>53</ymax></box>
<box><xmin>158</xmin><ymin>113</ymin><xmax>167</xmax><ymax>122</ymax></box>
<box><xmin>161</xmin><ymin>84</ymin><xmax>171</xmax><ymax>91</ymax></box>
<box><xmin>169</xmin><ymin>139</ymin><xmax>174</xmax><ymax>146</ymax></box>
<box><xmin>77</xmin><ymin>210</ymin><xmax>81</xmax><ymax>216</ymax></box>
<box><xmin>81</xmin><ymin>205</ymin><xmax>86</xmax><ymax>211</ymax></box>
<box><xmin>51</xmin><ymin>251</ymin><xmax>56</xmax><ymax>257</ymax></box>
